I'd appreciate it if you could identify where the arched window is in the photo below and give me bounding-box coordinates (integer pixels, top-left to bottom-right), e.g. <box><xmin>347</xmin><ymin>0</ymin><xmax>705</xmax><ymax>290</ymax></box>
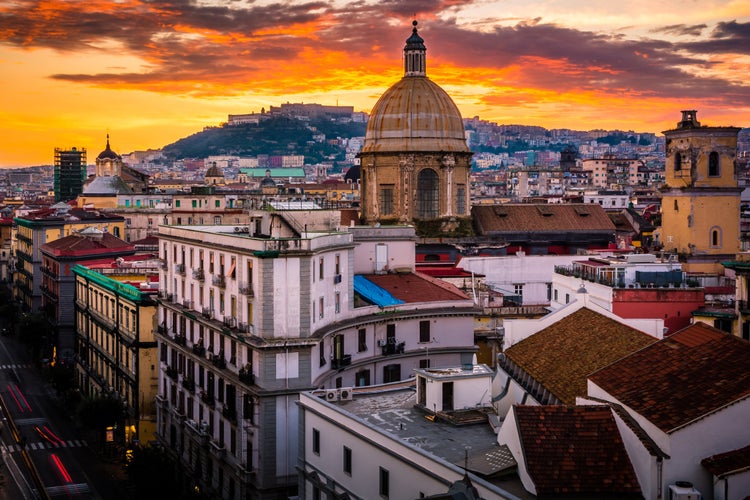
<box><xmin>416</xmin><ymin>169</ymin><xmax>439</xmax><ymax>219</ymax></box>
<box><xmin>674</xmin><ymin>152</ymin><xmax>682</xmax><ymax>171</ymax></box>
<box><xmin>708</xmin><ymin>151</ymin><xmax>720</xmax><ymax>176</ymax></box>
<box><xmin>710</xmin><ymin>226</ymin><xmax>722</xmax><ymax>248</ymax></box>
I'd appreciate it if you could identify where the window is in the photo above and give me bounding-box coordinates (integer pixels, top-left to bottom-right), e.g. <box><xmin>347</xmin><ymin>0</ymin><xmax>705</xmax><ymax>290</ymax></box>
<box><xmin>419</xmin><ymin>320</ymin><xmax>430</xmax><ymax>343</ymax></box>
<box><xmin>674</xmin><ymin>152</ymin><xmax>682</xmax><ymax>171</ymax></box>
<box><xmin>335</xmin><ymin>292</ymin><xmax>340</xmax><ymax>314</ymax></box>
<box><xmin>175</xmin><ymin>200</ymin><xmax>181</xmax><ymax>208</ymax></box>
<box><xmin>319</xmin><ymin>297</ymin><xmax>324</xmax><ymax>319</ymax></box>
<box><xmin>565</xmin><ymin>293</ymin><xmax>570</xmax><ymax>304</ymax></box>
<box><xmin>343</xmin><ymin>446</ymin><xmax>352</xmax><ymax>475</ymax></box>
<box><xmin>215</xmin><ymin>200</ymin><xmax>220</xmax><ymax>208</ymax></box>
<box><xmin>380</xmin><ymin>186</ymin><xmax>394</xmax><ymax>215</ymax></box>
<box><xmin>417</xmin><ymin>169</ymin><xmax>439</xmax><ymax>219</ymax></box>
<box><xmin>456</xmin><ymin>185</ymin><xmax>466</xmax><ymax>215</ymax></box>
<box><xmin>358</xmin><ymin>328</ymin><xmax>367</xmax><ymax>352</ymax></box>
<box><xmin>312</xmin><ymin>428</ymin><xmax>320</xmax><ymax>455</ymax></box>
<box><xmin>547</xmin><ymin>283</ymin><xmax>552</xmax><ymax>301</ymax></box>
<box><xmin>318</xmin><ymin>257</ymin><xmax>324</xmax><ymax>279</ymax></box>
<box><xmin>335</xmin><ymin>254</ymin><xmax>340</xmax><ymax>275</ymax></box>
<box><xmin>379</xmin><ymin>467</ymin><xmax>389</xmax><ymax>497</ymax></box>
<box><xmin>214</xmin><ymin>216</ymin><xmax>221</xmax><ymax>224</ymax></box>
<box><xmin>710</xmin><ymin>226</ymin><xmax>722</xmax><ymax>248</ymax></box>
<box><xmin>514</xmin><ymin>284</ymin><xmax>524</xmax><ymax>296</ymax></box>
<box><xmin>319</xmin><ymin>340</ymin><xmax>326</xmax><ymax>367</ymax></box>
<box><xmin>708</xmin><ymin>151</ymin><xmax>720</xmax><ymax>176</ymax></box>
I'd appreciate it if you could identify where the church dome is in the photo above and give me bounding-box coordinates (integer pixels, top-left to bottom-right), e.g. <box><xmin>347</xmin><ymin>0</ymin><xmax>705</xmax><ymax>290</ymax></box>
<box><xmin>97</xmin><ymin>134</ymin><xmax>121</xmax><ymax>160</ymax></box>
<box><xmin>362</xmin><ymin>22</ymin><xmax>469</xmax><ymax>154</ymax></box>
<box><xmin>205</xmin><ymin>163</ymin><xmax>224</xmax><ymax>178</ymax></box>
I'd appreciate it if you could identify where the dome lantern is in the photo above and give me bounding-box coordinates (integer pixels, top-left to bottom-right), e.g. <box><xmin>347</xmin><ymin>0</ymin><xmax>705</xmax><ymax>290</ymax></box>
<box><xmin>404</xmin><ymin>20</ymin><xmax>426</xmax><ymax>77</ymax></box>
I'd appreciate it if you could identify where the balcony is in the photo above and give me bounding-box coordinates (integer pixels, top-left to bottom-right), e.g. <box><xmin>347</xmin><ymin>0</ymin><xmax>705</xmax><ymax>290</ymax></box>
<box><xmin>182</xmin><ymin>299</ymin><xmax>193</xmax><ymax>310</ymax></box>
<box><xmin>381</xmin><ymin>341</ymin><xmax>405</xmax><ymax>356</ymax></box>
<box><xmin>237</xmin><ymin>323</ymin><xmax>254</xmax><ymax>335</ymax></box>
<box><xmin>166</xmin><ymin>366</ymin><xmax>178</xmax><ymax>380</ymax></box>
<box><xmin>176</xmin><ymin>263</ymin><xmax>186</xmax><ymax>275</ymax></box>
<box><xmin>331</xmin><ymin>354</ymin><xmax>352</xmax><ymax>370</ymax></box>
<box><xmin>211</xmin><ymin>354</ymin><xmax>227</xmax><ymax>370</ymax></box>
<box><xmin>174</xmin><ymin>334</ymin><xmax>187</xmax><ymax>346</ymax></box>
<box><xmin>192</xmin><ymin>344</ymin><xmax>206</xmax><ymax>356</ymax></box>
<box><xmin>333</xmin><ymin>274</ymin><xmax>342</xmax><ymax>284</ymax></box>
<box><xmin>212</xmin><ymin>275</ymin><xmax>226</xmax><ymax>288</ymax></box>
<box><xmin>201</xmin><ymin>307</ymin><xmax>213</xmax><ymax>319</ymax></box>
<box><xmin>221</xmin><ymin>405</ymin><xmax>237</xmax><ymax>422</ymax></box>
<box><xmin>192</xmin><ymin>268</ymin><xmax>205</xmax><ymax>281</ymax></box>
<box><xmin>200</xmin><ymin>391</ymin><xmax>215</xmax><ymax>407</ymax></box>
<box><xmin>238</xmin><ymin>283</ymin><xmax>254</xmax><ymax>297</ymax></box>
<box><xmin>222</xmin><ymin>317</ymin><xmax>236</xmax><ymax>329</ymax></box>
<box><xmin>239</xmin><ymin>368</ymin><xmax>255</xmax><ymax>385</ymax></box>
<box><xmin>182</xmin><ymin>378</ymin><xmax>196</xmax><ymax>393</ymax></box>
<box><xmin>157</xmin><ymin>323</ymin><xmax>167</xmax><ymax>335</ymax></box>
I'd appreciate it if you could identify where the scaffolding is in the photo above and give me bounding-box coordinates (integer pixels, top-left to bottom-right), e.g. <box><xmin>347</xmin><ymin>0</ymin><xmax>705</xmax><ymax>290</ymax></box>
<box><xmin>54</xmin><ymin>147</ymin><xmax>87</xmax><ymax>202</ymax></box>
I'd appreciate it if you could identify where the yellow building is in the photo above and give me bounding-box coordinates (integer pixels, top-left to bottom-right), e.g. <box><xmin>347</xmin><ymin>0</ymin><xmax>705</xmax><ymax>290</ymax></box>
<box><xmin>73</xmin><ymin>264</ymin><xmax>159</xmax><ymax>444</ymax></box>
<box><xmin>659</xmin><ymin>110</ymin><xmax>742</xmax><ymax>274</ymax></box>
<box><xmin>359</xmin><ymin>22</ymin><xmax>472</xmax><ymax>233</ymax></box>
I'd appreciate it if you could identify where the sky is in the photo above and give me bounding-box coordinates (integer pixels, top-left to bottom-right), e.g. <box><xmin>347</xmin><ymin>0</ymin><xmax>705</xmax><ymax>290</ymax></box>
<box><xmin>1</xmin><ymin>0</ymin><xmax>749</xmax><ymax>167</ymax></box>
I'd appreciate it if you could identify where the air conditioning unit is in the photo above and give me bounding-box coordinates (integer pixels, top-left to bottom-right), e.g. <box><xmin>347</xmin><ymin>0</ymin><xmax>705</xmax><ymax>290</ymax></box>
<box><xmin>199</xmin><ymin>421</ymin><xmax>210</xmax><ymax>434</ymax></box>
<box><xmin>377</xmin><ymin>339</ymin><xmax>387</xmax><ymax>347</ymax></box>
<box><xmin>325</xmin><ymin>389</ymin><xmax>339</xmax><ymax>402</ymax></box>
<box><xmin>186</xmin><ymin>419</ymin><xmax>197</xmax><ymax>429</ymax></box>
<box><xmin>234</xmin><ymin>226</ymin><xmax>250</xmax><ymax>233</ymax></box>
<box><xmin>338</xmin><ymin>388</ymin><xmax>353</xmax><ymax>401</ymax></box>
<box><xmin>668</xmin><ymin>482</ymin><xmax>701</xmax><ymax>500</ymax></box>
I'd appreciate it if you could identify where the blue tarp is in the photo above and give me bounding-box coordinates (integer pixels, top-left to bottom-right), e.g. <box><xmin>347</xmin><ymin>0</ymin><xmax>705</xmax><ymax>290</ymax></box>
<box><xmin>353</xmin><ymin>275</ymin><xmax>405</xmax><ymax>307</ymax></box>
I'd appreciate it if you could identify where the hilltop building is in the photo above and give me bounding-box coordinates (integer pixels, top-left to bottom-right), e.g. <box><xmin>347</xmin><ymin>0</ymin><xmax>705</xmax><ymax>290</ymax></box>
<box><xmin>359</xmin><ymin>22</ymin><xmax>472</xmax><ymax>233</ymax></box>
<box><xmin>659</xmin><ymin>110</ymin><xmax>742</xmax><ymax>273</ymax></box>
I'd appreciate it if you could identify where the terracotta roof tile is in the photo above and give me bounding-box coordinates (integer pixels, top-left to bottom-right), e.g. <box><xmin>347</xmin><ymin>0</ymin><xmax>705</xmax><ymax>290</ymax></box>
<box><xmin>514</xmin><ymin>405</ymin><xmax>642</xmax><ymax>495</ymax></box>
<box><xmin>702</xmin><ymin>445</ymin><xmax>750</xmax><ymax>478</ymax></box>
<box><xmin>472</xmin><ymin>203</ymin><xmax>616</xmax><ymax>234</ymax></box>
<box><xmin>589</xmin><ymin>323</ymin><xmax>750</xmax><ymax>433</ymax></box>
<box><xmin>505</xmin><ymin>308</ymin><xmax>657</xmax><ymax>404</ymax></box>
<box><xmin>363</xmin><ymin>272</ymin><xmax>469</xmax><ymax>303</ymax></box>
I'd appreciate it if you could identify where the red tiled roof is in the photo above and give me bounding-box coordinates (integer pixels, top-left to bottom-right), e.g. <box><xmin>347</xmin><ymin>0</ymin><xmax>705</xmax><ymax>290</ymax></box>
<box><xmin>472</xmin><ymin>203</ymin><xmax>616</xmax><ymax>234</ymax></box>
<box><xmin>505</xmin><ymin>308</ymin><xmax>657</xmax><ymax>404</ymax></box>
<box><xmin>589</xmin><ymin>323</ymin><xmax>750</xmax><ymax>433</ymax></box>
<box><xmin>41</xmin><ymin>233</ymin><xmax>134</xmax><ymax>256</ymax></box>
<box><xmin>362</xmin><ymin>272</ymin><xmax>469</xmax><ymax>303</ymax></box>
<box><xmin>702</xmin><ymin>445</ymin><xmax>750</xmax><ymax>478</ymax></box>
<box><xmin>514</xmin><ymin>405</ymin><xmax>642</xmax><ymax>496</ymax></box>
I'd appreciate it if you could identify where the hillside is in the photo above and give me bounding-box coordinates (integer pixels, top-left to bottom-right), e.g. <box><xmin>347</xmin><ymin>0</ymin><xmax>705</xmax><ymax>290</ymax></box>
<box><xmin>161</xmin><ymin>116</ymin><xmax>367</xmax><ymax>166</ymax></box>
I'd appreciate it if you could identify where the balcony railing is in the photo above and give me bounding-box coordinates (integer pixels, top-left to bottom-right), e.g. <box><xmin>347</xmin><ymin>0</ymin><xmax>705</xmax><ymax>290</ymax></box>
<box><xmin>201</xmin><ymin>307</ymin><xmax>213</xmax><ymax>319</ymax></box>
<box><xmin>222</xmin><ymin>317</ymin><xmax>236</xmax><ymax>329</ymax></box>
<box><xmin>182</xmin><ymin>378</ymin><xmax>196</xmax><ymax>393</ymax></box>
<box><xmin>238</xmin><ymin>283</ymin><xmax>254</xmax><ymax>297</ymax></box>
<box><xmin>239</xmin><ymin>368</ymin><xmax>255</xmax><ymax>385</ymax></box>
<box><xmin>221</xmin><ymin>405</ymin><xmax>237</xmax><ymax>422</ymax></box>
<box><xmin>200</xmin><ymin>391</ymin><xmax>215</xmax><ymax>407</ymax></box>
<box><xmin>212</xmin><ymin>275</ymin><xmax>226</xmax><ymax>288</ymax></box>
<box><xmin>192</xmin><ymin>344</ymin><xmax>206</xmax><ymax>356</ymax></box>
<box><xmin>211</xmin><ymin>354</ymin><xmax>227</xmax><ymax>370</ymax></box>
<box><xmin>193</xmin><ymin>268</ymin><xmax>205</xmax><ymax>281</ymax></box>
<box><xmin>166</xmin><ymin>366</ymin><xmax>178</xmax><ymax>380</ymax></box>
<box><xmin>381</xmin><ymin>341</ymin><xmax>405</xmax><ymax>356</ymax></box>
<box><xmin>237</xmin><ymin>323</ymin><xmax>254</xmax><ymax>335</ymax></box>
<box><xmin>174</xmin><ymin>334</ymin><xmax>187</xmax><ymax>346</ymax></box>
<box><xmin>331</xmin><ymin>354</ymin><xmax>352</xmax><ymax>370</ymax></box>
<box><xmin>182</xmin><ymin>299</ymin><xmax>193</xmax><ymax>310</ymax></box>
<box><xmin>176</xmin><ymin>263</ymin><xmax>186</xmax><ymax>275</ymax></box>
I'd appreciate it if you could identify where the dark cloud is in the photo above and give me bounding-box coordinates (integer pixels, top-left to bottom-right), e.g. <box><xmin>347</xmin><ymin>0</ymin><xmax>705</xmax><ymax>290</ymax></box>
<box><xmin>0</xmin><ymin>0</ymin><xmax>749</xmax><ymax>108</ymax></box>
<box><xmin>652</xmin><ymin>24</ymin><xmax>707</xmax><ymax>37</ymax></box>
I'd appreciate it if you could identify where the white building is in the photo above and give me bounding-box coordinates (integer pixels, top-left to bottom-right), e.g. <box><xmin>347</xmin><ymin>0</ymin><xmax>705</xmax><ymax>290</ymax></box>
<box><xmin>154</xmin><ymin>221</ymin><xmax>479</xmax><ymax>499</ymax></box>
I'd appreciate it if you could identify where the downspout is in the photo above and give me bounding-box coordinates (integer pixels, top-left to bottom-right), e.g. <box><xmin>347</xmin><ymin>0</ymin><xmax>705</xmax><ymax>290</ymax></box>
<box><xmin>657</xmin><ymin>457</ymin><xmax>663</xmax><ymax>499</ymax></box>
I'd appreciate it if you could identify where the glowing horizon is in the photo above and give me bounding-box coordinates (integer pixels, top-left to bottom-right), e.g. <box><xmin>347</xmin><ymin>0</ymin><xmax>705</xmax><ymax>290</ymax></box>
<box><xmin>1</xmin><ymin>0</ymin><xmax>749</xmax><ymax>167</ymax></box>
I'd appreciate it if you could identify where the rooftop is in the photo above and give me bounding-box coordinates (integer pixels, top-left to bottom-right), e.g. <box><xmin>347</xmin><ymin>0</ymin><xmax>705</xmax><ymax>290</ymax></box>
<box><xmin>589</xmin><ymin>323</ymin><xmax>750</xmax><ymax>433</ymax></box>
<box><xmin>503</xmin><ymin>307</ymin><xmax>657</xmax><ymax>405</ymax></box>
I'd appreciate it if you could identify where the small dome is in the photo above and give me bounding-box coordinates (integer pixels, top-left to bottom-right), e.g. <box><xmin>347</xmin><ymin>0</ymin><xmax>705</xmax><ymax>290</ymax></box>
<box><xmin>97</xmin><ymin>134</ymin><xmax>121</xmax><ymax>161</ymax></box>
<box><xmin>205</xmin><ymin>163</ymin><xmax>224</xmax><ymax>178</ymax></box>
<box><xmin>344</xmin><ymin>164</ymin><xmax>360</xmax><ymax>182</ymax></box>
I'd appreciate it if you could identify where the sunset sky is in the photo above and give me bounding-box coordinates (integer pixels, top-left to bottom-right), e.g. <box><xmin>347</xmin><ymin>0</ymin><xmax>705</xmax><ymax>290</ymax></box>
<box><xmin>1</xmin><ymin>0</ymin><xmax>749</xmax><ymax>167</ymax></box>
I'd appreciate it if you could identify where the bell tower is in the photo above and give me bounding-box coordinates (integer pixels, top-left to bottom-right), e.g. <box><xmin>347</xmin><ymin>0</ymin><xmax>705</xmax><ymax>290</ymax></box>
<box><xmin>660</xmin><ymin>110</ymin><xmax>742</xmax><ymax>273</ymax></box>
